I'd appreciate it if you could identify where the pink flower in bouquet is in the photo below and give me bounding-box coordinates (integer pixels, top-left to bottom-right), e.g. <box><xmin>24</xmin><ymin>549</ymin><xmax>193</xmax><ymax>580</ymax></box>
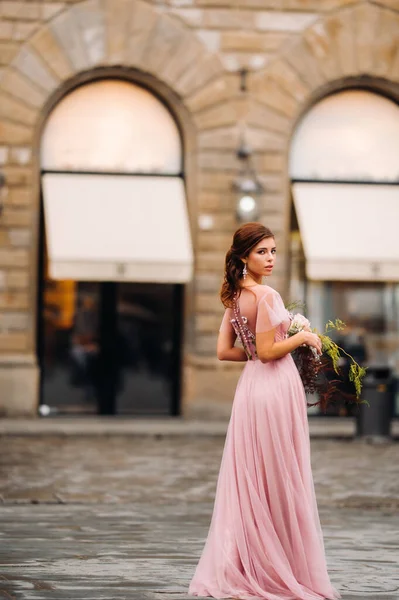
<box><xmin>288</xmin><ymin>313</ymin><xmax>311</xmax><ymax>335</ymax></box>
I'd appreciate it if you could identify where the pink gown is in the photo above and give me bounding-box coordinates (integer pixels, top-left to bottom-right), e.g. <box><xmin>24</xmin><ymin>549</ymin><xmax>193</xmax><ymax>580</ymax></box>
<box><xmin>189</xmin><ymin>285</ymin><xmax>340</xmax><ymax>600</ymax></box>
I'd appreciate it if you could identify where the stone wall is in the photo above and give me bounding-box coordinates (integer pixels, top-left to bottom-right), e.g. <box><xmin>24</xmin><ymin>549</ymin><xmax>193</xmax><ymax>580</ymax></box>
<box><xmin>0</xmin><ymin>0</ymin><xmax>398</xmax><ymax>415</ymax></box>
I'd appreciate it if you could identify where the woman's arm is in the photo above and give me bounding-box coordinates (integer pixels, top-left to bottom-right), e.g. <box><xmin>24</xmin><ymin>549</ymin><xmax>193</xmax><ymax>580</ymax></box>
<box><xmin>257</xmin><ymin>329</ymin><xmax>321</xmax><ymax>363</ymax></box>
<box><xmin>217</xmin><ymin>326</ymin><xmax>248</xmax><ymax>362</ymax></box>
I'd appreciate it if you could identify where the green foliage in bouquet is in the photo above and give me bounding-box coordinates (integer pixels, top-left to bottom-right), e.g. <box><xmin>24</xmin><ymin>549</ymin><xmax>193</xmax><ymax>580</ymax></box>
<box><xmin>316</xmin><ymin>318</ymin><xmax>367</xmax><ymax>400</ymax></box>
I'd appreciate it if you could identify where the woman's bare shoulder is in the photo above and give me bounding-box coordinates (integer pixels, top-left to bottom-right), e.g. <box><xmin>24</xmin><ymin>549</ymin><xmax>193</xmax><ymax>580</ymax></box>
<box><xmin>252</xmin><ymin>284</ymin><xmax>279</xmax><ymax>300</ymax></box>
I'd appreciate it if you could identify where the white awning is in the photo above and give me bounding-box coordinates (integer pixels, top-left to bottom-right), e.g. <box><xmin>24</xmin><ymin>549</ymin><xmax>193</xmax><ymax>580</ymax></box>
<box><xmin>42</xmin><ymin>173</ymin><xmax>193</xmax><ymax>283</ymax></box>
<box><xmin>292</xmin><ymin>182</ymin><xmax>399</xmax><ymax>281</ymax></box>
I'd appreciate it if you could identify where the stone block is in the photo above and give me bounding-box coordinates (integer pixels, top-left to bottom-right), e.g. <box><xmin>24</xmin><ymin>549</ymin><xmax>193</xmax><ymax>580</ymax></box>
<box><xmin>12</xmin><ymin>22</ymin><xmax>39</xmax><ymax>42</ymax></box>
<box><xmin>162</xmin><ymin>32</ymin><xmax>203</xmax><ymax>85</ymax></box>
<box><xmin>203</xmin><ymin>9</ymin><xmax>255</xmax><ymax>30</ymax></box>
<box><xmin>42</xmin><ymin>2</ymin><xmax>66</xmax><ymax>21</ymax></box>
<box><xmin>186</xmin><ymin>74</ymin><xmax>236</xmax><ymax>113</ymax></box>
<box><xmin>0</xmin><ymin>92</ymin><xmax>37</xmax><ymax>126</ymax></box>
<box><xmin>284</xmin><ymin>39</ymin><xmax>325</xmax><ymax>91</ymax></box>
<box><xmin>197</xmin><ymin>251</ymin><xmax>226</xmax><ymax>272</ymax></box>
<box><xmin>195</xmin><ymin>332</ymin><xmax>218</xmax><ymax>354</ymax></box>
<box><xmin>0</xmin><ymin>146</ymin><xmax>8</xmax><ymax>164</ymax></box>
<box><xmin>256</xmin><ymin>11</ymin><xmax>317</xmax><ymax>32</ymax></box>
<box><xmin>221</xmin><ymin>30</ymin><xmax>289</xmax><ymax>53</ymax></box>
<box><xmin>246</xmin><ymin>99</ymin><xmax>290</xmax><ymax>135</ymax></box>
<box><xmin>10</xmin><ymin>147</ymin><xmax>31</xmax><ymax>165</ymax></box>
<box><xmin>196</xmin><ymin>292</ymin><xmax>222</xmax><ymax>313</ymax></box>
<box><xmin>0</xmin><ymin>248</ymin><xmax>29</xmax><ymax>268</ymax></box>
<box><xmin>193</xmin><ymin>98</ymin><xmax>245</xmax><ymax>130</ymax></box>
<box><xmin>196</xmin><ymin>29</ymin><xmax>220</xmax><ymax>53</ymax></box>
<box><xmin>195</xmin><ymin>272</ymin><xmax>221</xmax><ymax>293</ymax></box>
<box><xmin>268</xmin><ymin>59</ymin><xmax>310</xmax><ymax>103</ymax></box>
<box><xmin>198</xmin><ymin>151</ymin><xmax>238</xmax><ymax>171</ymax></box>
<box><xmin>251</xmin><ymin>75</ymin><xmax>298</xmax><ymax>119</ymax></box>
<box><xmin>285</xmin><ymin>0</ymin><xmax>356</xmax><ymax>7</ymax></box>
<box><xmin>175</xmin><ymin>52</ymin><xmax>224</xmax><ymax>97</ymax></box>
<box><xmin>1</xmin><ymin>2</ymin><xmax>40</xmax><ymax>20</ymax></box>
<box><xmin>104</xmin><ymin>0</ymin><xmax>131</xmax><ymax>64</ymax></box>
<box><xmin>1</xmin><ymin>206</ymin><xmax>31</xmax><ymax>227</ymax></box>
<box><xmin>372</xmin><ymin>8</ymin><xmax>399</xmax><ymax>78</ymax></box>
<box><xmin>0</xmin><ymin>331</ymin><xmax>28</xmax><ymax>350</ymax></box>
<box><xmin>2</xmin><ymin>166</ymin><xmax>33</xmax><ymax>186</ymax></box>
<box><xmin>353</xmin><ymin>3</ymin><xmax>381</xmax><ymax>75</ymax></box>
<box><xmin>0</xmin><ymin>312</ymin><xmax>31</xmax><ymax>332</ymax></box>
<box><xmin>190</xmin><ymin>363</ymin><xmax>240</xmax><ymax>405</ymax></box>
<box><xmin>303</xmin><ymin>20</ymin><xmax>340</xmax><ymax>82</ymax></box>
<box><xmin>249</xmin><ymin>127</ymin><xmax>285</xmax><ymax>152</ymax></box>
<box><xmin>208</xmin><ymin>212</ymin><xmax>236</xmax><ymax>230</ymax></box>
<box><xmin>332</xmin><ymin>9</ymin><xmax>357</xmax><ymax>78</ymax></box>
<box><xmin>258</xmin><ymin>173</ymin><xmax>285</xmax><ymax>193</ymax></box>
<box><xmin>5</xmin><ymin>270</ymin><xmax>29</xmax><ymax>289</ymax></box>
<box><xmin>13</xmin><ymin>46</ymin><xmax>59</xmax><ymax>92</ymax></box>
<box><xmin>9</xmin><ymin>229</ymin><xmax>31</xmax><ymax>247</ymax></box>
<box><xmin>199</xmin><ymin>170</ymin><xmax>234</xmax><ymax>192</ymax></box>
<box><xmin>221</xmin><ymin>51</ymin><xmax>271</xmax><ymax>72</ymax></box>
<box><xmin>0</xmin><ymin>21</ymin><xmax>13</xmax><ymax>41</ymax></box>
<box><xmin>170</xmin><ymin>8</ymin><xmax>203</xmax><ymax>28</ymax></box>
<box><xmin>6</xmin><ymin>187</ymin><xmax>32</xmax><ymax>206</ymax></box>
<box><xmin>195</xmin><ymin>0</ymin><xmax>233</xmax><ymax>6</ymax></box>
<box><xmin>196</xmin><ymin>313</ymin><xmax>223</xmax><ymax>333</ymax></box>
<box><xmin>72</xmin><ymin>0</ymin><xmax>106</xmax><ymax>66</ymax></box>
<box><xmin>253</xmin><ymin>152</ymin><xmax>285</xmax><ymax>173</ymax></box>
<box><xmin>126</xmin><ymin>0</ymin><xmax>158</xmax><ymax>68</ymax></box>
<box><xmin>0</xmin><ymin>120</ymin><xmax>32</xmax><ymax>145</ymax></box>
<box><xmin>144</xmin><ymin>14</ymin><xmax>186</xmax><ymax>76</ymax></box>
<box><xmin>0</xmin><ymin>291</ymin><xmax>29</xmax><ymax>310</ymax></box>
<box><xmin>0</xmin><ymin>41</ymin><xmax>19</xmax><ymax>65</ymax></box>
<box><xmin>263</xmin><ymin>192</ymin><xmax>287</xmax><ymax>215</ymax></box>
<box><xmin>380</xmin><ymin>0</ymin><xmax>399</xmax><ymax>7</ymax></box>
<box><xmin>198</xmin><ymin>231</ymin><xmax>232</xmax><ymax>251</ymax></box>
<box><xmin>198</xmin><ymin>126</ymin><xmax>240</xmax><ymax>151</ymax></box>
<box><xmin>0</xmin><ymin>358</ymin><xmax>39</xmax><ymax>416</ymax></box>
<box><xmin>197</xmin><ymin>191</ymin><xmax>223</xmax><ymax>211</ymax></box>
<box><xmin>258</xmin><ymin>212</ymin><xmax>285</xmax><ymax>235</ymax></box>
<box><xmin>50</xmin><ymin>8</ymin><xmax>90</xmax><ymax>72</ymax></box>
<box><xmin>30</xmin><ymin>27</ymin><xmax>73</xmax><ymax>81</ymax></box>
<box><xmin>0</xmin><ymin>69</ymin><xmax>46</xmax><ymax>108</ymax></box>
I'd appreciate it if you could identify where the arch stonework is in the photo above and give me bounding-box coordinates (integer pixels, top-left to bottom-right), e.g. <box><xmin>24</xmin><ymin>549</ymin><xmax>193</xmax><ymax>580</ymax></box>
<box><xmin>1</xmin><ymin>0</ymin><xmax>399</xmax><ymax>414</ymax></box>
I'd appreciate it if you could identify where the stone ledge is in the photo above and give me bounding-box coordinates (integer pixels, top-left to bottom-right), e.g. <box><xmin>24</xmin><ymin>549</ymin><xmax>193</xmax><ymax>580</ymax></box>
<box><xmin>0</xmin><ymin>416</ymin><xmax>398</xmax><ymax>439</ymax></box>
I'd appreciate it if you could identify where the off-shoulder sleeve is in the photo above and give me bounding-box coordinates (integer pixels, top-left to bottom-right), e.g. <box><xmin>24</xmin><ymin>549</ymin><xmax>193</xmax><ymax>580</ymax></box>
<box><xmin>255</xmin><ymin>291</ymin><xmax>288</xmax><ymax>333</ymax></box>
<box><xmin>219</xmin><ymin>308</ymin><xmax>234</xmax><ymax>333</ymax></box>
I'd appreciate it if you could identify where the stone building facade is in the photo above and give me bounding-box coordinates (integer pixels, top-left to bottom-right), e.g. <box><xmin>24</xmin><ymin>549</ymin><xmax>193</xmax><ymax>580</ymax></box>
<box><xmin>0</xmin><ymin>0</ymin><xmax>398</xmax><ymax>417</ymax></box>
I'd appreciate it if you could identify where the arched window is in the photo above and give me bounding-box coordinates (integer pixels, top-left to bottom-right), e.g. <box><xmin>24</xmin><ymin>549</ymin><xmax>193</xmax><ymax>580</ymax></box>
<box><xmin>290</xmin><ymin>89</ymin><xmax>399</xmax><ymax>183</ymax></box>
<box><xmin>41</xmin><ymin>79</ymin><xmax>182</xmax><ymax>175</ymax></box>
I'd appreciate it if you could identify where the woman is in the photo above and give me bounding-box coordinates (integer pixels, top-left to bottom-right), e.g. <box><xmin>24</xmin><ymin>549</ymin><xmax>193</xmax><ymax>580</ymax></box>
<box><xmin>189</xmin><ymin>223</ymin><xmax>340</xmax><ymax>600</ymax></box>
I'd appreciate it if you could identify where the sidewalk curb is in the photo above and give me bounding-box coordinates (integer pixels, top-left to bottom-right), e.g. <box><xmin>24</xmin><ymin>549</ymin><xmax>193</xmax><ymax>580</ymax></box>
<box><xmin>0</xmin><ymin>416</ymin><xmax>398</xmax><ymax>439</ymax></box>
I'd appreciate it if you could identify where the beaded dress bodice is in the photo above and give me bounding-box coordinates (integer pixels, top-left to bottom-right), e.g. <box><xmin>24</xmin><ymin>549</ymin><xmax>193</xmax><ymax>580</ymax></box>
<box><xmin>230</xmin><ymin>297</ymin><xmax>258</xmax><ymax>361</ymax></box>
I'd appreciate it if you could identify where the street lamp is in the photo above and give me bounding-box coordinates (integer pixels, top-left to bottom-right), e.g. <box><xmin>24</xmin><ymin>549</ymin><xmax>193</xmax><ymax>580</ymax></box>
<box><xmin>232</xmin><ymin>141</ymin><xmax>264</xmax><ymax>223</ymax></box>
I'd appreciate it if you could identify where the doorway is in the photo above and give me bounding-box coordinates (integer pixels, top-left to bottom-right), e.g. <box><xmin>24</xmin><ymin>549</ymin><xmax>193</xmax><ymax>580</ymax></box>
<box><xmin>38</xmin><ymin>277</ymin><xmax>183</xmax><ymax>416</ymax></box>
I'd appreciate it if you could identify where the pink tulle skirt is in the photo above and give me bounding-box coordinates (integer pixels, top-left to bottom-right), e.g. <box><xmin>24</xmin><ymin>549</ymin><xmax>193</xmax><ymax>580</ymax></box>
<box><xmin>189</xmin><ymin>356</ymin><xmax>341</xmax><ymax>600</ymax></box>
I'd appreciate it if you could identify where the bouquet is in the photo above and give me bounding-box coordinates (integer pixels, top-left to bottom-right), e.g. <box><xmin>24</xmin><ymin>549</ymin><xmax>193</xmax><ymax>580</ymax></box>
<box><xmin>287</xmin><ymin>310</ymin><xmax>367</xmax><ymax>411</ymax></box>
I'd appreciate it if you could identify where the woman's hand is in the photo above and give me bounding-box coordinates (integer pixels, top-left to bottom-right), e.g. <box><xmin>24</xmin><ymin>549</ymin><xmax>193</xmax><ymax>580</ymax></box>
<box><xmin>300</xmin><ymin>331</ymin><xmax>322</xmax><ymax>355</ymax></box>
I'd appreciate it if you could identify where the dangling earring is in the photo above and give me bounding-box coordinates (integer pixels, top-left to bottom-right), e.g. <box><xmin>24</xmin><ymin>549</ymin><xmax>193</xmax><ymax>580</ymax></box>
<box><xmin>242</xmin><ymin>264</ymin><xmax>247</xmax><ymax>279</ymax></box>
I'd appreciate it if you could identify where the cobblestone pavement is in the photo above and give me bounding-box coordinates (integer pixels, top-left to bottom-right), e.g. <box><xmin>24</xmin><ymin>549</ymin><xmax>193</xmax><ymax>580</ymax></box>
<box><xmin>1</xmin><ymin>435</ymin><xmax>399</xmax><ymax>599</ymax></box>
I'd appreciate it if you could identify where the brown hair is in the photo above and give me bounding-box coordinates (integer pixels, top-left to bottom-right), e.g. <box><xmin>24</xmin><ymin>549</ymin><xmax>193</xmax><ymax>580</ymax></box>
<box><xmin>220</xmin><ymin>222</ymin><xmax>274</xmax><ymax>308</ymax></box>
